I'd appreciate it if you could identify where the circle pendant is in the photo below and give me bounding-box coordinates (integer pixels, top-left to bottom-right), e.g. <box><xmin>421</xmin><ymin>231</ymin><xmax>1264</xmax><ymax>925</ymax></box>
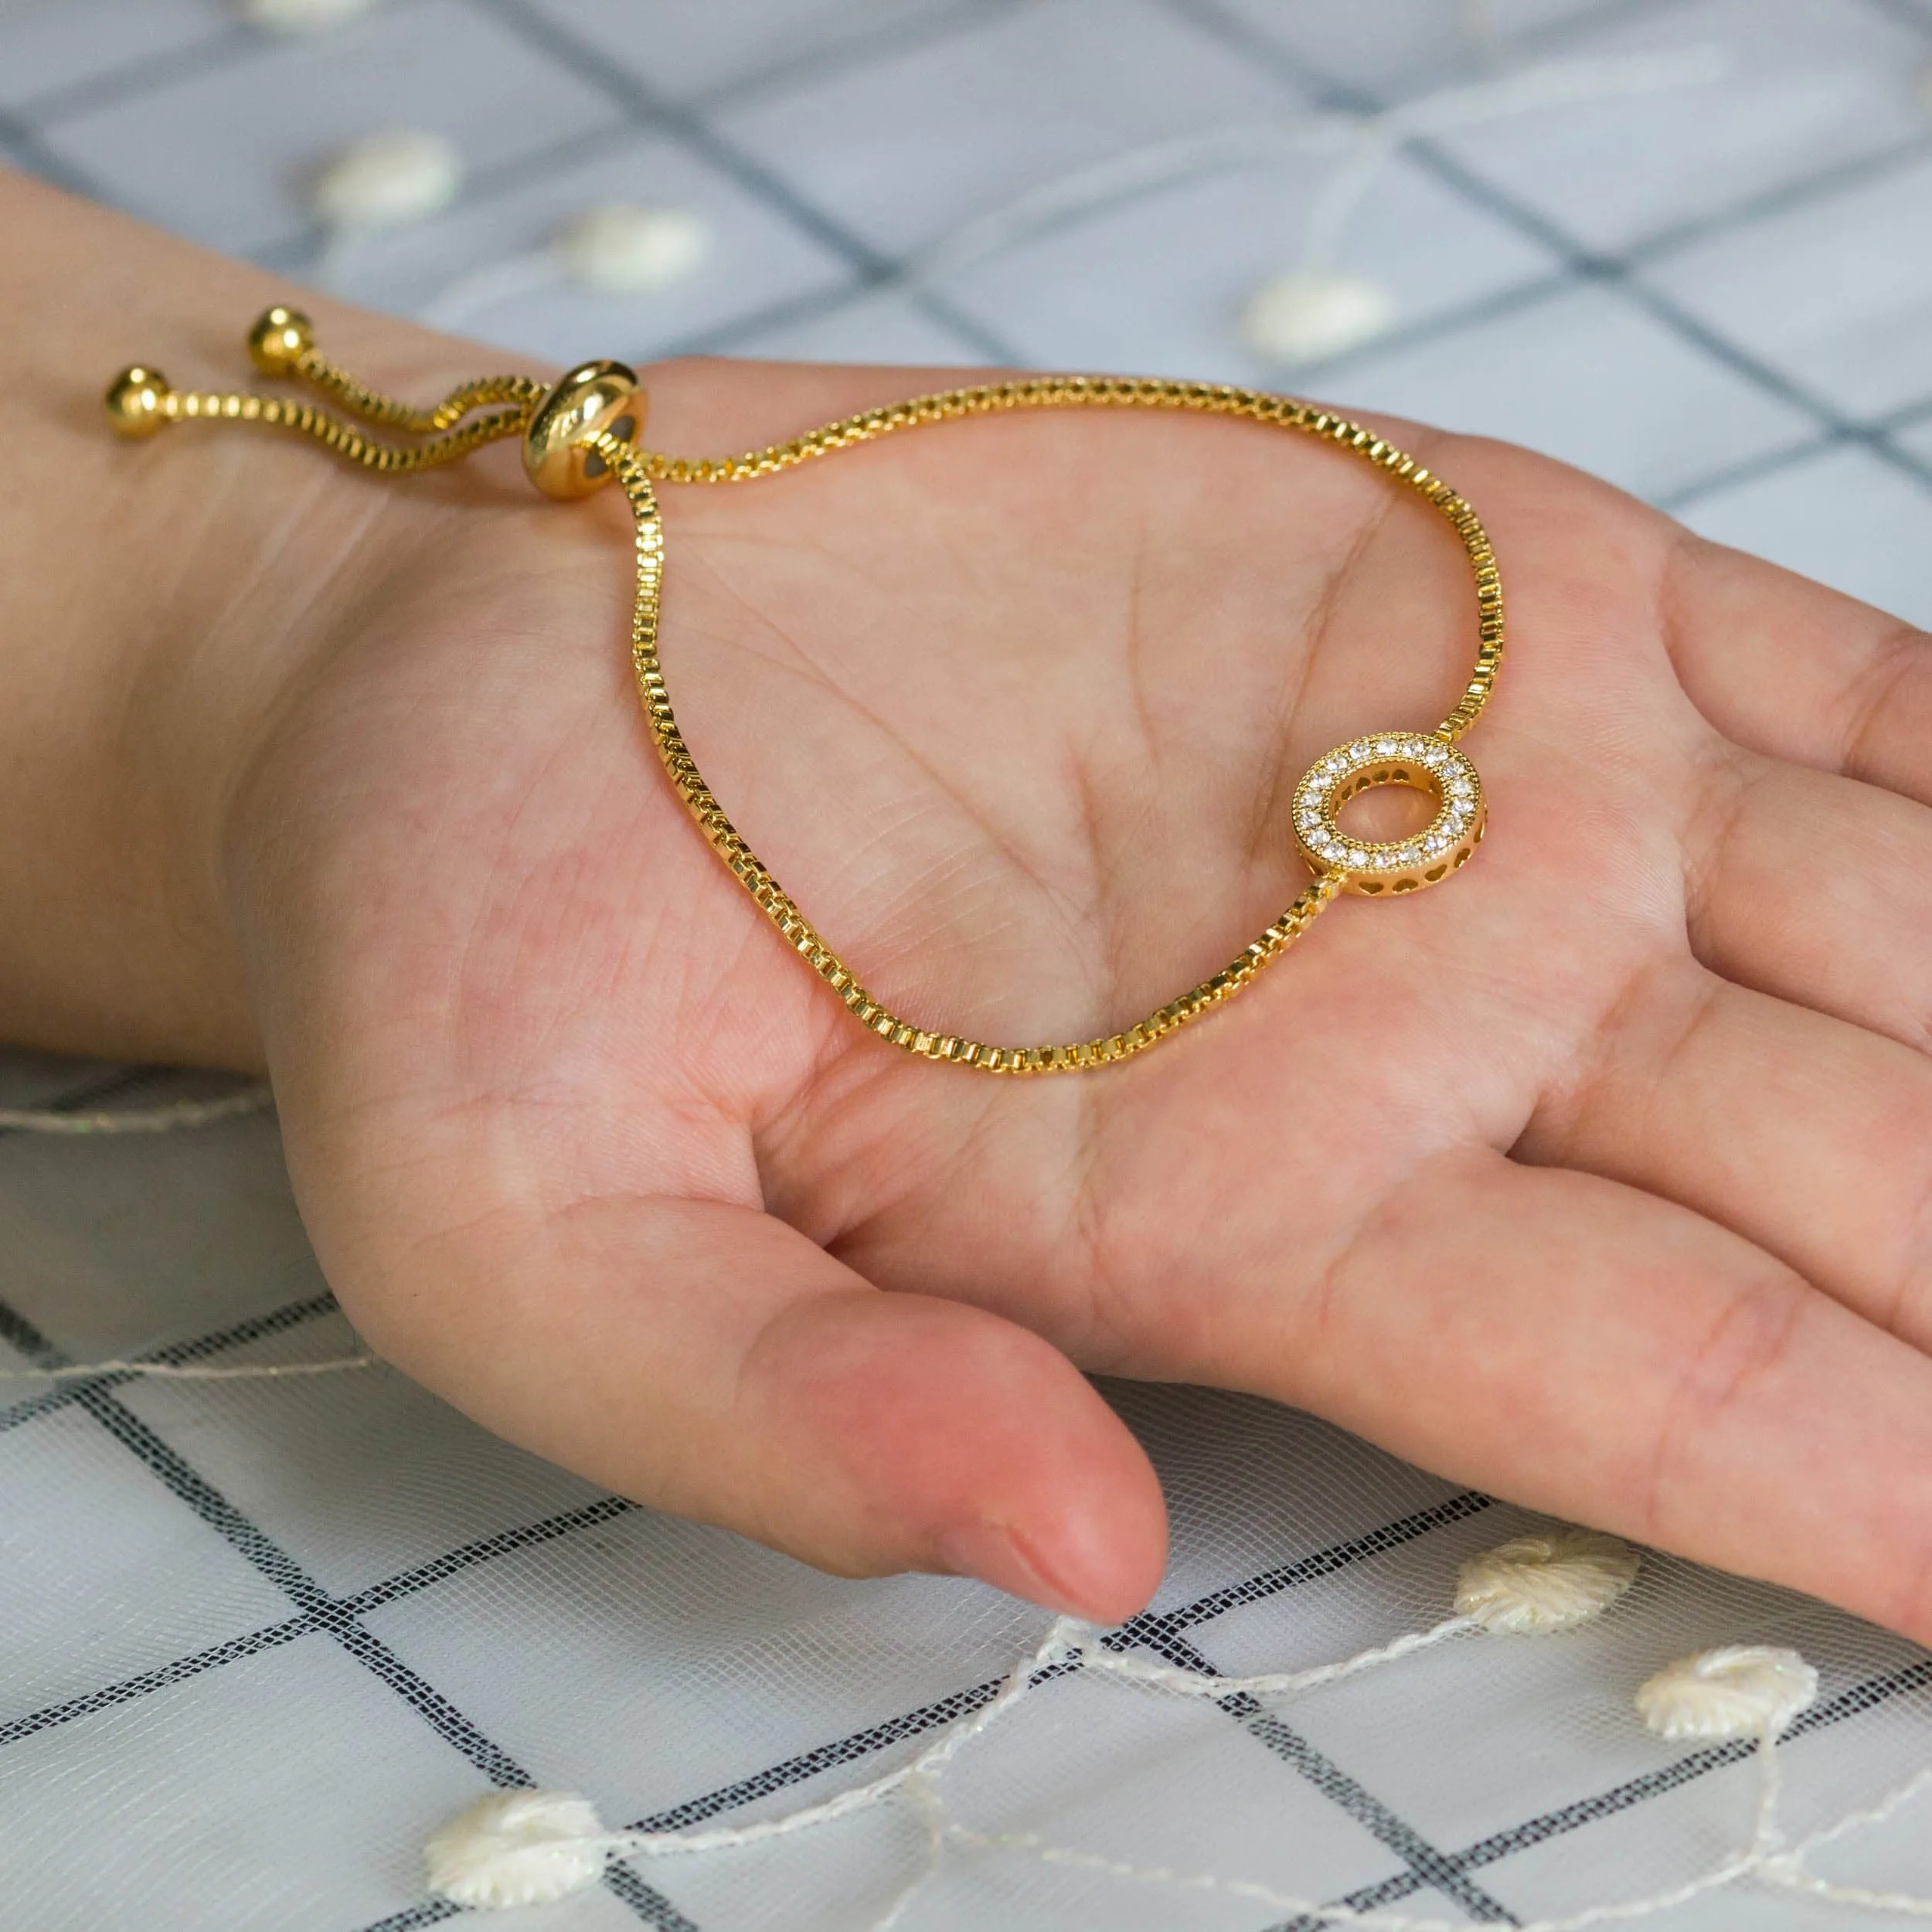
<box><xmin>1291</xmin><ymin>730</ymin><xmax>1485</xmax><ymax>896</ymax></box>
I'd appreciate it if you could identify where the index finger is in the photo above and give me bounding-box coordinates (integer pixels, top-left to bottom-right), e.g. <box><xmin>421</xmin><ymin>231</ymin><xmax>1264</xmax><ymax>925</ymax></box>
<box><xmin>1658</xmin><ymin>527</ymin><xmax>1932</xmax><ymax>801</ymax></box>
<box><xmin>1229</xmin><ymin>1149</ymin><xmax>1932</xmax><ymax>1645</ymax></box>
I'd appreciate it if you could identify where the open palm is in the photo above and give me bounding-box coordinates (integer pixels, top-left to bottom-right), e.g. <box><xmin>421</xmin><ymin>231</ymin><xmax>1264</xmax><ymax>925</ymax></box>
<box><xmin>233</xmin><ymin>355</ymin><xmax>1932</xmax><ymax>1638</ymax></box>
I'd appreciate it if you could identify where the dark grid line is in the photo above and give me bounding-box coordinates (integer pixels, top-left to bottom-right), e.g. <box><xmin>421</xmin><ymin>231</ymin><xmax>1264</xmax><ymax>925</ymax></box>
<box><xmin>342</xmin><ymin>1493</ymin><xmax>637</xmax><ymax>1615</ymax></box>
<box><xmin>0</xmin><ymin>1508</ymin><xmax>700</xmax><ymax>1929</ymax></box>
<box><xmin>662</xmin><ymin>0</ymin><xmax>1932</xmax><ymax>424</ymax></box>
<box><xmin>355</xmin><ymin>1904</ymin><xmax>464</xmax><ymax>1932</ymax></box>
<box><xmin>1884</xmin><ymin>390</ymin><xmax>1932</xmax><ymax>435</ymax></box>
<box><xmin>1</xmin><ymin>1494</ymin><xmax>638</xmax><ymax>1755</ymax></box>
<box><xmin>1654</xmin><ymin>427</ymin><xmax>1846</xmax><ymax>516</ymax></box>
<box><xmin>0</xmin><ymin>1289</ymin><xmax>342</xmax><ymax>1437</ymax></box>
<box><xmin>1162</xmin><ymin>0</ymin><xmax>1932</xmax><ymax>505</ymax></box>
<box><xmin>1114</xmin><ymin>1491</ymin><xmax>1495</xmax><ymax>1648</ymax></box>
<box><xmin>248</xmin><ymin>110</ymin><xmax>648</xmax><ymax>280</ymax></box>
<box><xmin>1</xmin><ymin>0</ymin><xmax>981</xmax><ymax>381</ymax></box>
<box><xmin>1616</xmin><ymin>128</ymin><xmax>1932</xmax><ymax>275</ymax></box>
<box><xmin>658</xmin><ymin>276</ymin><xmax>971</xmax><ymax>366</ymax></box>
<box><xmin>606</xmin><ymin>1492</ymin><xmax>1495</xmax><ymax>1840</ymax></box>
<box><xmin>19</xmin><ymin>19</ymin><xmax>267</xmax><ymax>127</ymax></box>
<box><xmin>0</xmin><ymin>1614</ymin><xmax>314</xmax><ymax>1750</ymax></box>
<box><xmin>356</xmin><ymin>1876</ymin><xmax>701</xmax><ymax>1932</ymax></box>
<box><xmin>0</xmin><ymin>1293</ymin><xmax>693</xmax><ymax>1930</ymax></box>
<box><xmin>1261</xmin><ymin>1638</ymin><xmax>1932</xmax><ymax>1927</ymax></box>
<box><xmin>1413</xmin><ymin>145</ymin><xmax>1932</xmax><ymax>495</ymax></box>
<box><xmin>1658</xmin><ymin>399</ymin><xmax>1932</xmax><ymax>516</ymax></box>
<box><xmin>460</xmin><ymin>0</ymin><xmax>1026</xmax><ymax>366</ymax></box>
<box><xmin>0</xmin><ymin>102</ymin><xmax>106</xmax><ymax>199</ymax></box>
<box><xmin>628</xmin><ymin>1674</ymin><xmax>1025</xmax><ymax>1835</ymax></box>
<box><xmin>0</xmin><ymin>1339</ymin><xmax>1503</xmax><ymax>1921</ymax></box>
<box><xmin>1452</xmin><ymin>1653</ymin><xmax>1932</xmax><ymax>1871</ymax></box>
<box><xmin>13</xmin><ymin>0</ymin><xmax>447</xmax><ymax>127</ymax></box>
<box><xmin>667</xmin><ymin>186</ymin><xmax>1574</xmax><ymax>368</ymax></box>
<box><xmin>0</xmin><ymin>1319</ymin><xmax>1498</xmax><ymax>1839</ymax></box>
<box><xmin>1271</xmin><ymin>1863</ymin><xmax>1434</xmax><ymax>1932</ymax></box>
<box><xmin>1138</xmin><ymin>1623</ymin><xmax>1518</xmax><ymax>1923</ymax></box>
<box><xmin>6</xmin><ymin>1257</ymin><xmax>1927</xmax><ymax>1932</ymax></box>
<box><xmin>686</xmin><ymin>0</ymin><xmax>1029</xmax><ymax>117</ymax></box>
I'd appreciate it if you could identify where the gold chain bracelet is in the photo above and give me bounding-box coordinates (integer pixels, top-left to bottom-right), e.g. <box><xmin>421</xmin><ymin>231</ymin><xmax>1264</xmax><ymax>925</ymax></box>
<box><xmin>105</xmin><ymin>307</ymin><xmax>1502</xmax><ymax>1077</ymax></box>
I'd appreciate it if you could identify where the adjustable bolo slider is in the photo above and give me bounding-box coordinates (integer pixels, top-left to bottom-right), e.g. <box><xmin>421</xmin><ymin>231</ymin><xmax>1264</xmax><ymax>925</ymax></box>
<box><xmin>106</xmin><ymin>304</ymin><xmax>647</xmax><ymax>504</ymax></box>
<box><xmin>522</xmin><ymin>359</ymin><xmax>644</xmax><ymax>500</ymax></box>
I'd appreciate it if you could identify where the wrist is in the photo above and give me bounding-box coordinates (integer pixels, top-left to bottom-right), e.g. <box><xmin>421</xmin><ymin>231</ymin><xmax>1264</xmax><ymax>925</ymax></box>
<box><xmin>0</xmin><ymin>168</ymin><xmax>557</xmax><ymax>1066</ymax></box>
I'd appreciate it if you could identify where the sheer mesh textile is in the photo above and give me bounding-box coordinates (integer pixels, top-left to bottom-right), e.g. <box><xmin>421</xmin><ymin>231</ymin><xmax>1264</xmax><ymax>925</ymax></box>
<box><xmin>3</xmin><ymin>1050</ymin><xmax>1930</xmax><ymax>1930</ymax></box>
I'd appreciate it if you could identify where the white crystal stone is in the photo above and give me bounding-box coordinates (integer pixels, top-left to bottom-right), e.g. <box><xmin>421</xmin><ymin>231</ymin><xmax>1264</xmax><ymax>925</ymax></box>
<box><xmin>425</xmin><ymin>1791</ymin><xmax>611</xmax><ymax>1909</ymax></box>
<box><xmin>1636</xmin><ymin>1646</ymin><xmax>1818</xmax><ymax>1740</ymax></box>
<box><xmin>1455</xmin><ymin>1529</ymin><xmax>1641</xmax><ymax>1635</ymax></box>
<box><xmin>314</xmin><ymin>129</ymin><xmax>461</xmax><ymax>230</ymax></box>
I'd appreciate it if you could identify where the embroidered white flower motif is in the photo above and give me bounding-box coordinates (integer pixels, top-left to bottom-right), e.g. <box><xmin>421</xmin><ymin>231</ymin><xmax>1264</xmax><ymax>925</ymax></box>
<box><xmin>1454</xmin><ymin>1529</ymin><xmax>1641</xmax><ymax>1634</ymax></box>
<box><xmin>1636</xmin><ymin>1645</ymin><xmax>1818</xmax><ymax>1740</ymax></box>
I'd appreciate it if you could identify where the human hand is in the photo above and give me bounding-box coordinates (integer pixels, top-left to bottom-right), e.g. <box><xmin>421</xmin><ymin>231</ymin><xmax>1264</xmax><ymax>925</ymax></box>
<box><xmin>202</xmin><ymin>338</ymin><xmax>1932</xmax><ymax>1642</ymax></box>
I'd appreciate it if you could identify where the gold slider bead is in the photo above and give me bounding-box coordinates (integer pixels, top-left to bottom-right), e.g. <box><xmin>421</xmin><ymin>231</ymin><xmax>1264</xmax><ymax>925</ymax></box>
<box><xmin>104</xmin><ymin>366</ymin><xmax>173</xmax><ymax>437</ymax></box>
<box><xmin>523</xmin><ymin>359</ymin><xmax>645</xmax><ymax>500</ymax></box>
<box><xmin>248</xmin><ymin>304</ymin><xmax>315</xmax><ymax>376</ymax></box>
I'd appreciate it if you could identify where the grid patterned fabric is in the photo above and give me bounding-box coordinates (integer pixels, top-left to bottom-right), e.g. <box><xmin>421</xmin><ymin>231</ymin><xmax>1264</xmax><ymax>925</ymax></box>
<box><xmin>2</xmin><ymin>2</ymin><xmax>1932</xmax><ymax>1927</ymax></box>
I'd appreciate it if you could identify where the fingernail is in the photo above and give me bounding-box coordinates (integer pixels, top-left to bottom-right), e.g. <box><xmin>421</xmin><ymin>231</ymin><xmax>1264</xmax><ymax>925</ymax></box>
<box><xmin>935</xmin><ymin>1519</ymin><xmax>1087</xmax><ymax>1614</ymax></box>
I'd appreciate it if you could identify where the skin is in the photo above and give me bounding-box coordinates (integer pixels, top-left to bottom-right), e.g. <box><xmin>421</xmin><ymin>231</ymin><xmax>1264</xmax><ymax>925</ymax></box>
<box><xmin>10</xmin><ymin>168</ymin><xmax>1932</xmax><ymax>1633</ymax></box>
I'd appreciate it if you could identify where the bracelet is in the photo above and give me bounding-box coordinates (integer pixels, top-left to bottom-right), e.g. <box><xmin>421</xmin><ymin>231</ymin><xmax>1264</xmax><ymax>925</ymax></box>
<box><xmin>105</xmin><ymin>307</ymin><xmax>1502</xmax><ymax>1077</ymax></box>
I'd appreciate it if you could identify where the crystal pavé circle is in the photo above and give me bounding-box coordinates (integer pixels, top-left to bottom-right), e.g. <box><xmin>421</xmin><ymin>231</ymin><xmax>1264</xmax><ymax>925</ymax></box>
<box><xmin>1292</xmin><ymin>730</ymin><xmax>1485</xmax><ymax>896</ymax></box>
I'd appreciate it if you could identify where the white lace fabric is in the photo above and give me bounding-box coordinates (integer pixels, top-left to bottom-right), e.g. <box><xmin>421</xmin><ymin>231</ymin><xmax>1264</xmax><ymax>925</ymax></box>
<box><xmin>4</xmin><ymin>1056</ymin><xmax>1932</xmax><ymax>1929</ymax></box>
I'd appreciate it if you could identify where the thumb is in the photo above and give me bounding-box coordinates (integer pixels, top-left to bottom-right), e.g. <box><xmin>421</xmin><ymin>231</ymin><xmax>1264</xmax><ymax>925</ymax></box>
<box><xmin>326</xmin><ymin>1190</ymin><xmax>1168</xmax><ymax>1622</ymax></box>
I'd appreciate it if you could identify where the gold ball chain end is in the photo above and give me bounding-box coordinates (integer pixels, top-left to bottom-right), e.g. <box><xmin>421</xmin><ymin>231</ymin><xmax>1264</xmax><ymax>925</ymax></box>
<box><xmin>107</xmin><ymin>304</ymin><xmax>315</xmax><ymax>437</ymax></box>
<box><xmin>247</xmin><ymin>304</ymin><xmax>315</xmax><ymax>376</ymax></box>
<box><xmin>104</xmin><ymin>364</ymin><xmax>174</xmax><ymax>437</ymax></box>
<box><xmin>523</xmin><ymin>359</ymin><xmax>645</xmax><ymax>500</ymax></box>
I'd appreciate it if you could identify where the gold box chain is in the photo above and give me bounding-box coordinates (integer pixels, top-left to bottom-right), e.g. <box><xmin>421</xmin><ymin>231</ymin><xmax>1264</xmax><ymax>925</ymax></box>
<box><xmin>106</xmin><ymin>308</ymin><xmax>1503</xmax><ymax>1077</ymax></box>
